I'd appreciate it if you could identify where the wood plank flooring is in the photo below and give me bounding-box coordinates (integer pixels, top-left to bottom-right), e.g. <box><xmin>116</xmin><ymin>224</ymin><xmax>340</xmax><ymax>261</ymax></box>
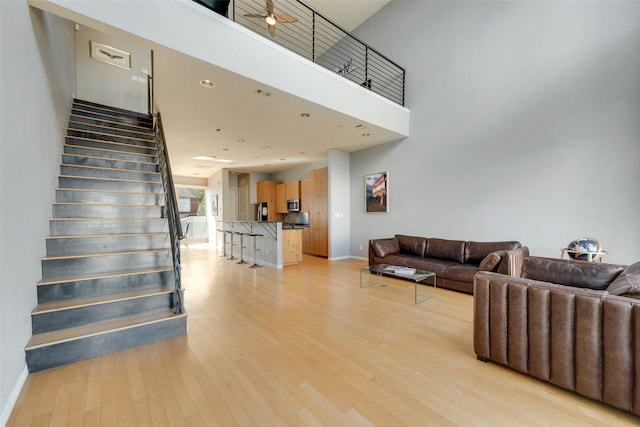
<box><xmin>8</xmin><ymin>244</ymin><xmax>639</xmax><ymax>426</ymax></box>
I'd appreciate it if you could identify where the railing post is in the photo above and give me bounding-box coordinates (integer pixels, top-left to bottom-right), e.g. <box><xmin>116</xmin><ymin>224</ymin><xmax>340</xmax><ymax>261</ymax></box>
<box><xmin>312</xmin><ymin>11</ymin><xmax>316</xmax><ymax>63</ymax></box>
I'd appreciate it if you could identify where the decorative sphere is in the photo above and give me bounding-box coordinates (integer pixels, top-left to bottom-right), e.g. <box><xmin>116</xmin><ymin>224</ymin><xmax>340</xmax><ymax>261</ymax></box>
<box><xmin>566</xmin><ymin>238</ymin><xmax>601</xmax><ymax>261</ymax></box>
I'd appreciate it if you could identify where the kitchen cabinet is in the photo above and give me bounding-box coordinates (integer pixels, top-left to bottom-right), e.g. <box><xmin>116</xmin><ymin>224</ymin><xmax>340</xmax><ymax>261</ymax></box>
<box><xmin>300</xmin><ymin>179</ymin><xmax>310</xmax><ymax>212</ymax></box>
<box><xmin>303</xmin><ymin>167</ymin><xmax>328</xmax><ymax>257</ymax></box>
<box><xmin>282</xmin><ymin>229</ymin><xmax>302</xmax><ymax>265</ymax></box>
<box><xmin>310</xmin><ymin>167</ymin><xmax>328</xmax><ymax>198</ymax></box>
<box><xmin>308</xmin><ymin>228</ymin><xmax>328</xmax><ymax>257</ymax></box>
<box><xmin>257</xmin><ymin>181</ymin><xmax>277</xmax><ymax>203</ymax></box>
<box><xmin>276</xmin><ymin>183</ymin><xmax>287</xmax><ymax>213</ymax></box>
<box><xmin>285</xmin><ymin>181</ymin><xmax>300</xmax><ymax>200</ymax></box>
<box><xmin>256</xmin><ymin>180</ymin><xmax>280</xmax><ymax>221</ymax></box>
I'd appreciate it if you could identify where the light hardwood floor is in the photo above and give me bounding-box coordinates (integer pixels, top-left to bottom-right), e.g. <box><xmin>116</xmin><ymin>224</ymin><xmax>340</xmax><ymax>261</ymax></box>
<box><xmin>8</xmin><ymin>245</ymin><xmax>639</xmax><ymax>426</ymax></box>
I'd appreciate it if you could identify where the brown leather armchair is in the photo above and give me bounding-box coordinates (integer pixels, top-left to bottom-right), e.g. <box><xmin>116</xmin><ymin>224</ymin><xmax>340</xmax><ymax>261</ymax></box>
<box><xmin>474</xmin><ymin>257</ymin><xmax>640</xmax><ymax>416</ymax></box>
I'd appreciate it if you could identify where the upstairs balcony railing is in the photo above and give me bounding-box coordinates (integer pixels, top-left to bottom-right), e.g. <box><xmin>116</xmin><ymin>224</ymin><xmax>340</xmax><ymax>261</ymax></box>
<box><xmin>195</xmin><ymin>0</ymin><xmax>405</xmax><ymax>106</ymax></box>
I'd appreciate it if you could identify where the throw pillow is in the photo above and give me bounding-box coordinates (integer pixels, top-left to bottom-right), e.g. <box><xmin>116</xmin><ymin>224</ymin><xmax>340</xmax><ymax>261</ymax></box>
<box><xmin>478</xmin><ymin>250</ymin><xmax>506</xmax><ymax>272</ymax></box>
<box><xmin>371</xmin><ymin>238</ymin><xmax>400</xmax><ymax>258</ymax></box>
<box><xmin>607</xmin><ymin>261</ymin><xmax>640</xmax><ymax>298</ymax></box>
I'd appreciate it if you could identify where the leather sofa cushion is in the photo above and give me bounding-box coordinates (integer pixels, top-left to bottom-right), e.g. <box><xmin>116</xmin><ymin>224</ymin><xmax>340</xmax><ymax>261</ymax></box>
<box><xmin>478</xmin><ymin>250</ymin><xmax>506</xmax><ymax>272</ymax></box>
<box><xmin>443</xmin><ymin>265</ymin><xmax>478</xmax><ymax>282</ymax></box>
<box><xmin>465</xmin><ymin>241</ymin><xmax>521</xmax><ymax>264</ymax></box>
<box><xmin>395</xmin><ymin>234</ymin><xmax>427</xmax><ymax>257</ymax></box>
<box><xmin>521</xmin><ymin>256</ymin><xmax>625</xmax><ymax>290</ymax></box>
<box><xmin>404</xmin><ymin>258</ymin><xmax>456</xmax><ymax>277</ymax></box>
<box><xmin>607</xmin><ymin>261</ymin><xmax>640</xmax><ymax>298</ymax></box>
<box><xmin>371</xmin><ymin>238</ymin><xmax>399</xmax><ymax>258</ymax></box>
<box><xmin>426</xmin><ymin>238</ymin><xmax>466</xmax><ymax>264</ymax></box>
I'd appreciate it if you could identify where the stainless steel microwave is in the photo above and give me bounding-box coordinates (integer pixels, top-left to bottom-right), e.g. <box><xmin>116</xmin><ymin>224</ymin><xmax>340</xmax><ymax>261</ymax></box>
<box><xmin>287</xmin><ymin>199</ymin><xmax>300</xmax><ymax>212</ymax></box>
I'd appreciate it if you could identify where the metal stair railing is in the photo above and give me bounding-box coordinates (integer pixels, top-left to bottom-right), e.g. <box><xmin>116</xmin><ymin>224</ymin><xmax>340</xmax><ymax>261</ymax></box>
<box><xmin>154</xmin><ymin>112</ymin><xmax>184</xmax><ymax>314</ymax></box>
<box><xmin>194</xmin><ymin>0</ymin><xmax>405</xmax><ymax>106</ymax></box>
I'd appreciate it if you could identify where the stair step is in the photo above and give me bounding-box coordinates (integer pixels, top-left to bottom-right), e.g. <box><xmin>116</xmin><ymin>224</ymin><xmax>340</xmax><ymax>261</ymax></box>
<box><xmin>31</xmin><ymin>288</ymin><xmax>176</xmax><ymax>334</ymax></box>
<box><xmin>64</xmin><ymin>144</ymin><xmax>157</xmax><ymax>163</ymax></box>
<box><xmin>55</xmin><ymin>188</ymin><xmax>164</xmax><ymax>205</ymax></box>
<box><xmin>46</xmin><ymin>233</ymin><xmax>170</xmax><ymax>255</ymax></box>
<box><xmin>58</xmin><ymin>175</ymin><xmax>163</xmax><ymax>193</ymax></box>
<box><xmin>73</xmin><ymin>99</ymin><xmax>153</xmax><ymax>121</ymax></box>
<box><xmin>65</xmin><ymin>136</ymin><xmax>156</xmax><ymax>155</ymax></box>
<box><xmin>71</xmin><ymin>107</ymin><xmax>153</xmax><ymax>129</ymax></box>
<box><xmin>60</xmin><ymin>164</ymin><xmax>161</xmax><ymax>182</ymax></box>
<box><xmin>69</xmin><ymin>121</ymin><xmax>155</xmax><ymax>141</ymax></box>
<box><xmin>52</xmin><ymin>203</ymin><xmax>162</xmax><ymax>219</ymax></box>
<box><xmin>67</xmin><ymin>129</ymin><xmax>156</xmax><ymax>147</ymax></box>
<box><xmin>41</xmin><ymin>249</ymin><xmax>173</xmax><ymax>278</ymax></box>
<box><xmin>70</xmin><ymin>114</ymin><xmax>153</xmax><ymax>134</ymax></box>
<box><xmin>34</xmin><ymin>287</ymin><xmax>174</xmax><ymax>314</ymax></box>
<box><xmin>50</xmin><ymin>217</ymin><xmax>168</xmax><ymax>236</ymax></box>
<box><xmin>37</xmin><ymin>268</ymin><xmax>175</xmax><ymax>303</ymax></box>
<box><xmin>25</xmin><ymin>310</ymin><xmax>187</xmax><ymax>372</ymax></box>
<box><xmin>61</xmin><ymin>153</ymin><xmax>158</xmax><ymax>172</ymax></box>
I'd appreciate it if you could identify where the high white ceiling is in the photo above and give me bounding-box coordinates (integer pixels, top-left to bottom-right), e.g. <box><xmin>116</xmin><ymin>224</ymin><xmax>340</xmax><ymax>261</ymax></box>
<box><xmin>154</xmin><ymin>0</ymin><xmax>396</xmax><ymax>179</ymax></box>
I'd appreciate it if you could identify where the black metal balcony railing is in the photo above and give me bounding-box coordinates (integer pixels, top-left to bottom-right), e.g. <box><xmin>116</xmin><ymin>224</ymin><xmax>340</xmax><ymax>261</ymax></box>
<box><xmin>194</xmin><ymin>0</ymin><xmax>405</xmax><ymax>106</ymax></box>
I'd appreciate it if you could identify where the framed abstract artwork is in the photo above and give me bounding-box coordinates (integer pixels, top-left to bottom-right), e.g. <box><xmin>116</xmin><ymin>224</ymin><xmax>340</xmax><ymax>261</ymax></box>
<box><xmin>365</xmin><ymin>171</ymin><xmax>389</xmax><ymax>213</ymax></box>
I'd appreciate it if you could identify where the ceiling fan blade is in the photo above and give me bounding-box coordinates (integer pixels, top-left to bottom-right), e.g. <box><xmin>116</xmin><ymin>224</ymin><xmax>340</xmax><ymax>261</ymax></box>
<box><xmin>244</xmin><ymin>13</ymin><xmax>268</xmax><ymax>19</ymax></box>
<box><xmin>275</xmin><ymin>14</ymin><xmax>298</xmax><ymax>23</ymax></box>
<box><xmin>268</xmin><ymin>23</ymin><xmax>276</xmax><ymax>37</ymax></box>
<box><xmin>266</xmin><ymin>0</ymin><xmax>275</xmax><ymax>16</ymax></box>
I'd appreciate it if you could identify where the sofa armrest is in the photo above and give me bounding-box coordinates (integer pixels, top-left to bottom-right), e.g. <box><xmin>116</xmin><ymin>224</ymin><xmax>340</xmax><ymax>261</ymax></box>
<box><xmin>497</xmin><ymin>246</ymin><xmax>529</xmax><ymax>276</ymax></box>
<box><xmin>473</xmin><ymin>271</ymin><xmax>640</xmax><ymax>416</ymax></box>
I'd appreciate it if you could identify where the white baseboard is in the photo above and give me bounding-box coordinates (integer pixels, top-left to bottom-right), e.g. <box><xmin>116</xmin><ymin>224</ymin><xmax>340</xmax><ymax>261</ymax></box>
<box><xmin>0</xmin><ymin>365</ymin><xmax>28</xmax><ymax>427</ymax></box>
<box><xmin>349</xmin><ymin>256</ymin><xmax>368</xmax><ymax>261</ymax></box>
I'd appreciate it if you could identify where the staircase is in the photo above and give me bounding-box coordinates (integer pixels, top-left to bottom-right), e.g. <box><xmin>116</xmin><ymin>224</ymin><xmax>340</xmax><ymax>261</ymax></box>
<box><xmin>25</xmin><ymin>99</ymin><xmax>187</xmax><ymax>373</ymax></box>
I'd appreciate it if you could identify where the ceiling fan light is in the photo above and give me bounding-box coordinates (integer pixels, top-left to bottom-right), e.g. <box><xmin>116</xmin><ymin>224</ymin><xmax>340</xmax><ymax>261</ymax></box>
<box><xmin>265</xmin><ymin>15</ymin><xmax>277</xmax><ymax>26</ymax></box>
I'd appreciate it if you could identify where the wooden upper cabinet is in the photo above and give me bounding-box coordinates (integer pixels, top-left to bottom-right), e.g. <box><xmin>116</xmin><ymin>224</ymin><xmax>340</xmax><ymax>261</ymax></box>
<box><xmin>285</xmin><ymin>181</ymin><xmax>300</xmax><ymax>200</ymax></box>
<box><xmin>257</xmin><ymin>181</ymin><xmax>277</xmax><ymax>203</ymax></box>
<box><xmin>275</xmin><ymin>183</ymin><xmax>287</xmax><ymax>213</ymax></box>
<box><xmin>300</xmin><ymin>179</ymin><xmax>310</xmax><ymax>211</ymax></box>
<box><xmin>310</xmin><ymin>167</ymin><xmax>328</xmax><ymax>198</ymax></box>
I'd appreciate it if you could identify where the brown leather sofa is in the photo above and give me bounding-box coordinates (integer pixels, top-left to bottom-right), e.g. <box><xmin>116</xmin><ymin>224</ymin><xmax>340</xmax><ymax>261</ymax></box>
<box><xmin>368</xmin><ymin>235</ymin><xmax>526</xmax><ymax>294</ymax></box>
<box><xmin>474</xmin><ymin>256</ymin><xmax>640</xmax><ymax>416</ymax></box>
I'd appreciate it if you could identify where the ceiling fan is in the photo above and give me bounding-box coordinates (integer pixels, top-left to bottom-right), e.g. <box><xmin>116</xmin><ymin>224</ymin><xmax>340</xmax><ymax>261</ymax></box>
<box><xmin>244</xmin><ymin>0</ymin><xmax>298</xmax><ymax>37</ymax></box>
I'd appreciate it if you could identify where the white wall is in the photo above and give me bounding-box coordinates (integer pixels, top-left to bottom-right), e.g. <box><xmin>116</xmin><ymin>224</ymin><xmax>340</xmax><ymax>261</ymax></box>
<box><xmin>0</xmin><ymin>1</ymin><xmax>75</xmax><ymax>422</ymax></box>
<box><xmin>328</xmin><ymin>150</ymin><xmax>350</xmax><ymax>259</ymax></box>
<box><xmin>75</xmin><ymin>25</ymin><xmax>151</xmax><ymax>113</ymax></box>
<box><xmin>350</xmin><ymin>1</ymin><xmax>640</xmax><ymax>265</ymax></box>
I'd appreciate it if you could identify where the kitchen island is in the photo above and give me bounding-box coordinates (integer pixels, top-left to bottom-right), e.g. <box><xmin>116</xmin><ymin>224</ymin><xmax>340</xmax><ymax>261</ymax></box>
<box><xmin>221</xmin><ymin>221</ymin><xmax>303</xmax><ymax>268</ymax></box>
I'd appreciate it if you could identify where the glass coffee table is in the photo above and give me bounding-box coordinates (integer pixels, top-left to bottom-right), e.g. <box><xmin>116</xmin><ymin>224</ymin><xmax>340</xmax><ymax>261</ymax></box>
<box><xmin>360</xmin><ymin>264</ymin><xmax>436</xmax><ymax>304</ymax></box>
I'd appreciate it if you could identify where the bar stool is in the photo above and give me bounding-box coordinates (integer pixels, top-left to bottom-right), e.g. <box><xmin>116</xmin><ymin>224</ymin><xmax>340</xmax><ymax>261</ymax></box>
<box><xmin>217</xmin><ymin>228</ymin><xmax>227</xmax><ymax>257</ymax></box>
<box><xmin>248</xmin><ymin>233</ymin><xmax>263</xmax><ymax>269</ymax></box>
<box><xmin>226</xmin><ymin>230</ymin><xmax>236</xmax><ymax>260</ymax></box>
<box><xmin>236</xmin><ymin>232</ymin><xmax>248</xmax><ymax>265</ymax></box>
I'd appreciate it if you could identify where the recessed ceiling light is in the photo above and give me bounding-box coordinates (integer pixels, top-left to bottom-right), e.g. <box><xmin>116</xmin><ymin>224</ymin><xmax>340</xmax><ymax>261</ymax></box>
<box><xmin>362</xmin><ymin>133</ymin><xmax>371</xmax><ymax>137</ymax></box>
<box><xmin>261</xmin><ymin>145</ymin><xmax>271</xmax><ymax>150</ymax></box>
<box><xmin>222</xmin><ymin>148</ymin><xmax>229</xmax><ymax>152</ymax></box>
<box><xmin>200</xmin><ymin>79</ymin><xmax>215</xmax><ymax>88</ymax></box>
<box><xmin>237</xmin><ymin>138</ymin><xmax>245</xmax><ymax>143</ymax></box>
<box><xmin>300</xmin><ymin>113</ymin><xmax>310</xmax><ymax>118</ymax></box>
<box><xmin>299</xmin><ymin>151</ymin><xmax>306</xmax><ymax>155</ymax></box>
<box><xmin>215</xmin><ymin>128</ymin><xmax>222</xmax><ymax>132</ymax></box>
<box><xmin>280</xmin><ymin>158</ymin><xmax>286</xmax><ymax>161</ymax></box>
